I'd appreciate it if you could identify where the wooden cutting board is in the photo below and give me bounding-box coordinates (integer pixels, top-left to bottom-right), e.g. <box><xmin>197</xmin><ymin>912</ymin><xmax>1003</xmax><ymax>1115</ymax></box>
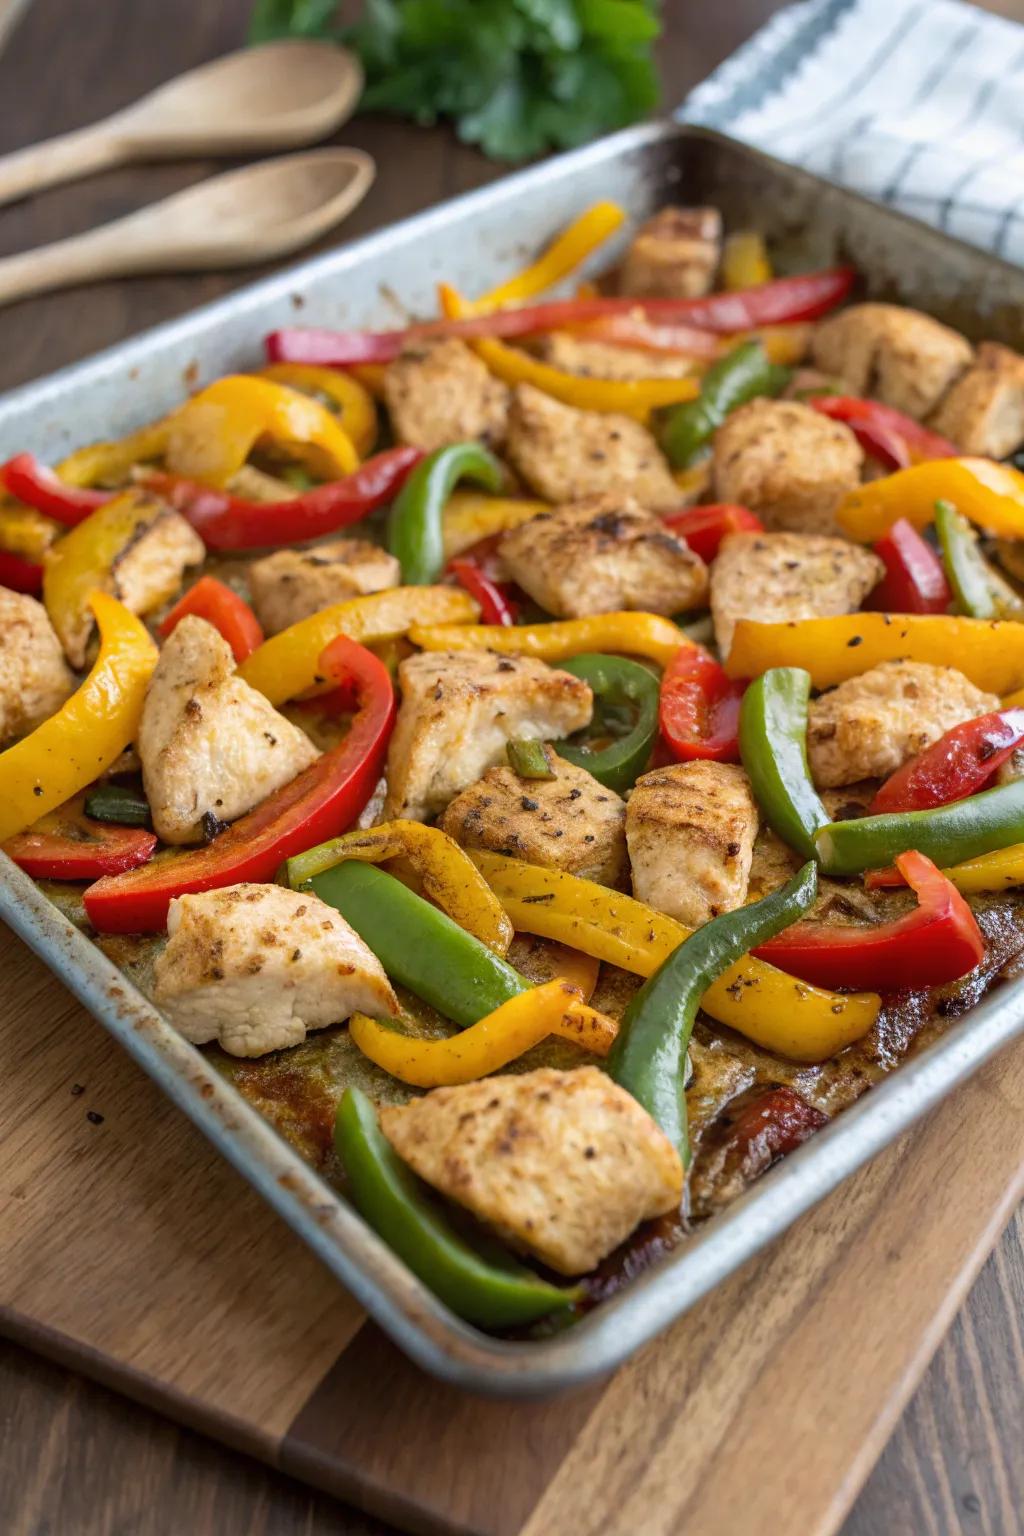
<box><xmin>2</xmin><ymin>916</ymin><xmax>1023</xmax><ymax>1536</ymax></box>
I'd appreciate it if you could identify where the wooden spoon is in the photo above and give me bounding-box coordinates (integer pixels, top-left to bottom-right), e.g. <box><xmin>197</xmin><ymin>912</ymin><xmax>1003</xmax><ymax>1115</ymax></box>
<box><xmin>0</xmin><ymin>41</ymin><xmax>363</xmax><ymax>207</ymax></box>
<box><xmin>0</xmin><ymin>148</ymin><xmax>376</xmax><ymax>307</ymax></box>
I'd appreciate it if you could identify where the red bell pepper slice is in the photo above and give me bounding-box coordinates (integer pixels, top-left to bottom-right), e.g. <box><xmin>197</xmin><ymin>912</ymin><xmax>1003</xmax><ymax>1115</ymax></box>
<box><xmin>661</xmin><ymin>503</ymin><xmax>764</xmax><ymax>564</ymax></box>
<box><xmin>0</xmin><ymin>453</ymin><xmax>112</xmax><ymax>525</ymax></box>
<box><xmin>809</xmin><ymin>397</ymin><xmax>958</xmax><ymax>469</ymax></box>
<box><xmin>868</xmin><ymin>708</ymin><xmax>1024</xmax><ymax>816</ymax></box>
<box><xmin>563</xmin><ymin>313</ymin><xmax>723</xmax><ymax>358</ymax></box>
<box><xmin>754</xmin><ymin>849</ymin><xmax>985</xmax><ymax>990</ymax></box>
<box><xmin>265</xmin><ymin>268</ymin><xmax>856</xmax><ymax>367</ymax></box>
<box><xmin>0</xmin><ymin>548</ymin><xmax>44</xmax><ymax>593</ymax></box>
<box><xmin>158</xmin><ymin>576</ymin><xmax>264</xmax><ymax>664</ymax></box>
<box><xmin>659</xmin><ymin>646</ymin><xmax>745</xmax><ymax>763</ymax></box>
<box><xmin>142</xmin><ymin>446</ymin><xmax>422</xmax><ymax>552</ymax></box>
<box><xmin>83</xmin><ymin>635</ymin><xmax>395</xmax><ymax>934</ymax></box>
<box><xmin>3</xmin><ymin>797</ymin><xmax>156</xmax><ymax>879</ymax></box>
<box><xmin>448</xmin><ymin>556</ymin><xmax>518</xmax><ymax>627</ymax></box>
<box><xmin>869</xmin><ymin>517</ymin><xmax>952</xmax><ymax>615</ymax></box>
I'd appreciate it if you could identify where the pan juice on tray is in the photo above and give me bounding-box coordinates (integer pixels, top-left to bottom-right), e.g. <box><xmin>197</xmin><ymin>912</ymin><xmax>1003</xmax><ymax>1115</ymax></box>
<box><xmin>6</xmin><ymin>195</ymin><xmax>1024</xmax><ymax>1333</ymax></box>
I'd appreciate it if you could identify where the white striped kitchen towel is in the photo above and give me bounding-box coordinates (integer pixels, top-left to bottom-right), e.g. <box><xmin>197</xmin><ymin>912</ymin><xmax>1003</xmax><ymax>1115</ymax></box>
<box><xmin>678</xmin><ymin>0</ymin><xmax>1024</xmax><ymax>267</ymax></box>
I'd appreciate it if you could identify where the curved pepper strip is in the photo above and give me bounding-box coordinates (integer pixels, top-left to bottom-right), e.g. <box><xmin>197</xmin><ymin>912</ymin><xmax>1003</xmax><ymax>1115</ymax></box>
<box><xmin>739</xmin><ymin>668</ymin><xmax>830</xmax><ymax>858</ymax></box>
<box><xmin>927</xmin><ymin>843</ymin><xmax>1024</xmax><ymax>894</ymax></box>
<box><xmin>660</xmin><ymin>645</ymin><xmax>744</xmax><ymax>763</ymax></box>
<box><xmin>448</xmin><ymin>556</ymin><xmax>518</xmax><ymax>626</ymax></box>
<box><xmin>257</xmin><ymin>363</ymin><xmax>378</xmax><ymax>457</ymax></box>
<box><xmin>0</xmin><ymin>499</ymin><xmax>60</xmax><ymax>562</ymax></box>
<box><xmin>3</xmin><ymin>793</ymin><xmax>156</xmax><ymax>879</ymax></box>
<box><xmin>756</xmin><ymin>851</ymin><xmax>984</xmax><ymax>991</ymax></box>
<box><xmin>0</xmin><ymin>454</ymin><xmax>111</xmax><ymax>526</ymax></box>
<box><xmin>870</xmin><ymin>708</ymin><xmax>1024</xmax><ymax>815</ymax></box>
<box><xmin>409</xmin><ymin>611</ymin><xmax>688</xmax><ymax>671</ymax></box>
<box><xmin>42</xmin><ymin>488</ymin><xmax>183</xmax><ymax>669</ymax></box>
<box><xmin>809</xmin><ymin>396</ymin><xmax>957</xmax><ymax>469</ymax></box>
<box><xmin>440</xmin><ymin>491</ymin><xmax>547</xmax><ymax>563</ymax></box>
<box><xmin>0</xmin><ymin>592</ymin><xmax>157</xmax><ymax>842</ymax></box>
<box><xmin>240</xmin><ymin>585</ymin><xmax>478</xmax><ymax>706</ymax></box>
<box><xmin>725</xmin><ymin>613</ymin><xmax>1024</xmax><ymax>696</ymax></box>
<box><xmin>84</xmin><ymin>634</ymin><xmax>395</xmax><ymax>933</ymax></box>
<box><xmin>467</xmin><ymin>851</ymin><xmax>880</xmax><ymax>1062</ymax></box>
<box><xmin>609</xmin><ymin>862</ymin><xmax>818</xmax><ymax>1160</ymax></box>
<box><xmin>468</xmin><ymin>200</ymin><xmax>626</xmax><ymax>313</ymax></box>
<box><xmin>934</xmin><ymin>498</ymin><xmax>1024</xmax><ymax>620</ymax></box>
<box><xmin>869</xmin><ymin>518</ymin><xmax>952</xmax><ymax>615</ymax></box>
<box><xmin>335</xmin><ymin>1087</ymin><xmax>581</xmax><ymax>1327</ymax></box>
<box><xmin>388</xmin><ymin>443</ymin><xmax>504</xmax><ymax>585</ymax></box>
<box><xmin>838</xmin><ymin>459</ymin><xmax>1024</xmax><ymax>544</ymax></box>
<box><xmin>348</xmin><ymin>979</ymin><xmax>616</xmax><ymax>1089</ymax></box>
<box><xmin>158</xmin><ymin>576</ymin><xmax>264</xmax><ymax>664</ymax></box>
<box><xmin>56</xmin><ymin>416</ymin><xmax>175</xmax><ymax>488</ymax></box>
<box><xmin>660</xmin><ymin>341</ymin><xmax>788</xmax><ymax>468</ymax></box>
<box><xmin>283</xmin><ymin>819</ymin><xmax>513</xmax><ymax>956</ymax></box>
<box><xmin>554</xmin><ymin>653</ymin><xmax>660</xmax><ymax>792</ymax></box>
<box><xmin>661</xmin><ymin>503</ymin><xmax>763</xmax><ymax>563</ymax></box>
<box><xmin>816</xmin><ymin>777</ymin><xmax>1024</xmax><ymax>877</ymax></box>
<box><xmin>164</xmin><ymin>375</ymin><xmax>359</xmax><ymax>488</ymax></box>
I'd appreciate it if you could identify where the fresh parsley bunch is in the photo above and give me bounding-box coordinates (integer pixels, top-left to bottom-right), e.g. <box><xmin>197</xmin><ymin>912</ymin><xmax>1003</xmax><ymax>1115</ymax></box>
<box><xmin>250</xmin><ymin>0</ymin><xmax>662</xmax><ymax>161</ymax></box>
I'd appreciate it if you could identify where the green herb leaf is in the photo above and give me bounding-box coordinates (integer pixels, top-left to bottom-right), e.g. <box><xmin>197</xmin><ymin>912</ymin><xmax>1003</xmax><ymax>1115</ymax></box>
<box><xmin>249</xmin><ymin>0</ymin><xmax>339</xmax><ymax>43</ymax></box>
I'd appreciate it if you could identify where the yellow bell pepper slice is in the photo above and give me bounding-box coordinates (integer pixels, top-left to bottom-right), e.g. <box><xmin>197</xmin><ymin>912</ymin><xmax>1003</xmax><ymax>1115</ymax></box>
<box><xmin>439</xmin><ymin>284</ymin><xmax>700</xmax><ymax>420</ymax></box>
<box><xmin>837</xmin><ymin>458</ymin><xmax>1024</xmax><ymax>543</ymax></box>
<box><xmin>467</xmin><ymin>201</ymin><xmax>626</xmax><ymax>314</ymax></box>
<box><xmin>56</xmin><ymin>416</ymin><xmax>176</xmax><ymax>488</ymax></box>
<box><xmin>43</xmin><ymin>488</ymin><xmax>178</xmax><ymax>669</ymax></box>
<box><xmin>410</xmin><ymin>611</ymin><xmax>688</xmax><ymax>670</ymax></box>
<box><xmin>286</xmin><ymin>819</ymin><xmax>513</xmax><ymax>956</ymax></box>
<box><xmin>0</xmin><ymin>500</ymin><xmax>59</xmax><ymax>561</ymax></box>
<box><xmin>257</xmin><ymin>363</ymin><xmax>378</xmax><ymax>458</ymax></box>
<box><xmin>737</xmin><ymin>322</ymin><xmax>813</xmax><ymax>366</ymax></box>
<box><xmin>726</xmin><ymin>612</ymin><xmax>1024</xmax><ymax>695</ymax></box>
<box><xmin>469</xmin><ymin>851</ymin><xmax>880</xmax><ymax>1063</ymax></box>
<box><xmin>164</xmin><ymin>375</ymin><xmax>359</xmax><ymax>488</ymax></box>
<box><xmin>441</xmin><ymin>490</ymin><xmax>548</xmax><ymax>562</ymax></box>
<box><xmin>239</xmin><ymin>585</ymin><xmax>478</xmax><ymax>705</ymax></box>
<box><xmin>0</xmin><ymin>591</ymin><xmax>157</xmax><ymax>842</ymax></box>
<box><xmin>933</xmin><ymin>843</ymin><xmax>1024</xmax><ymax>894</ymax></box>
<box><xmin>722</xmin><ymin>231</ymin><xmax>773</xmax><ymax>290</ymax></box>
<box><xmin>348</xmin><ymin>978</ymin><xmax>617</xmax><ymax>1089</ymax></box>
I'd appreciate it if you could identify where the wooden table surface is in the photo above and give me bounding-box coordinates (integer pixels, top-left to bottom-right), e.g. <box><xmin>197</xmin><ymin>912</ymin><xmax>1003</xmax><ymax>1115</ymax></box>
<box><xmin>1</xmin><ymin>1</ymin><xmax>1022</xmax><ymax>1532</ymax></box>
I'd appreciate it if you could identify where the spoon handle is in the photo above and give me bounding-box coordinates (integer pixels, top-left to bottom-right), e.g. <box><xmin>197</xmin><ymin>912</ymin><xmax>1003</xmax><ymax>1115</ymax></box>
<box><xmin>0</xmin><ymin>121</ymin><xmax>127</xmax><ymax>208</ymax></box>
<box><xmin>0</xmin><ymin>216</ymin><xmax>152</xmax><ymax>306</ymax></box>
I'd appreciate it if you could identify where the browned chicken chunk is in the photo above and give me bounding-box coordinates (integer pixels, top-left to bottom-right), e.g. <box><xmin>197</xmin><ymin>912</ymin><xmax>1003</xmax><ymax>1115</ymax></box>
<box><xmin>807</xmin><ymin>661</ymin><xmax>999</xmax><ymax>788</ymax></box>
<box><xmin>247</xmin><ymin>539</ymin><xmax>400</xmax><ymax>635</ymax></box>
<box><xmin>535</xmin><ymin>333</ymin><xmax>696</xmax><ymax>380</ymax></box>
<box><xmin>0</xmin><ymin>589</ymin><xmax>75</xmax><ymax>744</ymax></box>
<box><xmin>626</xmin><ymin>761</ymin><xmax>759</xmax><ymax>928</ymax></box>
<box><xmin>710</xmin><ymin>531</ymin><xmax>883</xmax><ymax>658</ymax></box>
<box><xmin>712</xmin><ymin>399</ymin><xmax>863</xmax><ymax>536</ymax></box>
<box><xmin>384</xmin><ymin>650</ymin><xmax>592</xmax><ymax>822</ymax></box>
<box><xmin>139</xmin><ymin>616</ymin><xmax>319</xmax><ymax>844</ymax></box>
<box><xmin>504</xmin><ymin>383</ymin><xmax>679</xmax><ymax>508</ymax></box>
<box><xmin>440</xmin><ymin>750</ymin><xmax>626</xmax><ymax>886</ymax></box>
<box><xmin>383</xmin><ymin>338</ymin><xmax>509</xmax><ymax>452</ymax></box>
<box><xmin>811</xmin><ymin>303</ymin><xmax>973</xmax><ymax>420</ymax></box>
<box><xmin>380</xmin><ymin>1067</ymin><xmax>684</xmax><ymax>1275</ymax></box>
<box><xmin>929</xmin><ymin>341</ymin><xmax>1024</xmax><ymax>458</ymax></box>
<box><xmin>499</xmin><ymin>494</ymin><xmax>707</xmax><ymax>619</ymax></box>
<box><xmin>619</xmin><ymin>206</ymin><xmax>722</xmax><ymax>300</ymax></box>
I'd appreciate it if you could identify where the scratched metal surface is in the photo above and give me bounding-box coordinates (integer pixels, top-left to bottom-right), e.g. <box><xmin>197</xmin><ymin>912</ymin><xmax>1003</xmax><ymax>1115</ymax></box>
<box><xmin>3</xmin><ymin>124</ymin><xmax>1024</xmax><ymax>1396</ymax></box>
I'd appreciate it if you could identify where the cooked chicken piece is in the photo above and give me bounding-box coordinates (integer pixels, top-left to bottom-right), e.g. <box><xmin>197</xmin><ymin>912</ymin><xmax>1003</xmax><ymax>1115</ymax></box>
<box><xmin>383</xmin><ymin>338</ymin><xmax>509</xmax><ymax>452</ymax></box>
<box><xmin>0</xmin><ymin>589</ymin><xmax>75</xmax><ymax>744</ymax></box>
<box><xmin>440</xmin><ymin>750</ymin><xmax>626</xmax><ymax>886</ymax></box>
<box><xmin>505</xmin><ymin>383</ymin><xmax>679</xmax><ymax>509</ymax></box>
<box><xmin>811</xmin><ymin>303</ymin><xmax>973</xmax><ymax>420</ymax></box>
<box><xmin>153</xmin><ymin>883</ymin><xmax>398</xmax><ymax>1057</ymax></box>
<box><xmin>711</xmin><ymin>531</ymin><xmax>883</xmax><ymax>658</ymax></box>
<box><xmin>384</xmin><ymin>650</ymin><xmax>592</xmax><ymax>822</ymax></box>
<box><xmin>712</xmin><ymin>399</ymin><xmax>863</xmax><ymax>536</ymax></box>
<box><xmin>626</xmin><ymin>761</ymin><xmax>759</xmax><ymax>928</ymax></box>
<box><xmin>535</xmin><ymin>333</ymin><xmax>696</xmax><ymax>381</ymax></box>
<box><xmin>807</xmin><ymin>660</ymin><xmax>999</xmax><ymax>788</ymax></box>
<box><xmin>619</xmin><ymin>206</ymin><xmax>722</xmax><ymax>300</ymax></box>
<box><xmin>928</xmin><ymin>341</ymin><xmax>1024</xmax><ymax>458</ymax></box>
<box><xmin>247</xmin><ymin>539</ymin><xmax>401</xmax><ymax>635</ymax></box>
<box><xmin>380</xmin><ymin>1066</ymin><xmax>683</xmax><ymax>1275</ymax></box>
<box><xmin>499</xmin><ymin>494</ymin><xmax>707</xmax><ymax>620</ymax></box>
<box><xmin>139</xmin><ymin>616</ymin><xmax>319</xmax><ymax>844</ymax></box>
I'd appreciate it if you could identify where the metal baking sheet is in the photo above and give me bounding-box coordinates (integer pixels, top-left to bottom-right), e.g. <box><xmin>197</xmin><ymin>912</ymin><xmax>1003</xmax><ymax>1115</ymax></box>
<box><xmin>3</xmin><ymin>123</ymin><xmax>1024</xmax><ymax>1397</ymax></box>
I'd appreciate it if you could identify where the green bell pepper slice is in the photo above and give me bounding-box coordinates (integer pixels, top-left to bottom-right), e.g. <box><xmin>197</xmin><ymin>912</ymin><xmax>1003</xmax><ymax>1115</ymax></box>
<box><xmin>660</xmin><ymin>340</ymin><xmax>789</xmax><ymax>469</ymax></box>
<box><xmin>335</xmin><ymin>1087</ymin><xmax>581</xmax><ymax>1327</ymax></box>
<box><xmin>388</xmin><ymin>441</ymin><xmax>503</xmax><ymax>585</ymax></box>
<box><xmin>934</xmin><ymin>498</ymin><xmax>1024</xmax><ymax>620</ymax></box>
<box><xmin>739</xmin><ymin>667</ymin><xmax>830</xmax><ymax>860</ymax></box>
<box><xmin>816</xmin><ymin>777</ymin><xmax>1024</xmax><ymax>876</ymax></box>
<box><xmin>608</xmin><ymin>861</ymin><xmax>818</xmax><ymax>1162</ymax></box>
<box><xmin>554</xmin><ymin>653</ymin><xmax>659</xmax><ymax>794</ymax></box>
<box><xmin>83</xmin><ymin>783</ymin><xmax>152</xmax><ymax>827</ymax></box>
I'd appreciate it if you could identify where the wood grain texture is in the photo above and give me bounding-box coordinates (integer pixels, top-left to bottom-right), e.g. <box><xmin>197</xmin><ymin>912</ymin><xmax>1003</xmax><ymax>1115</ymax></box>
<box><xmin>0</xmin><ymin>0</ymin><xmax>1022</xmax><ymax>1533</ymax></box>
